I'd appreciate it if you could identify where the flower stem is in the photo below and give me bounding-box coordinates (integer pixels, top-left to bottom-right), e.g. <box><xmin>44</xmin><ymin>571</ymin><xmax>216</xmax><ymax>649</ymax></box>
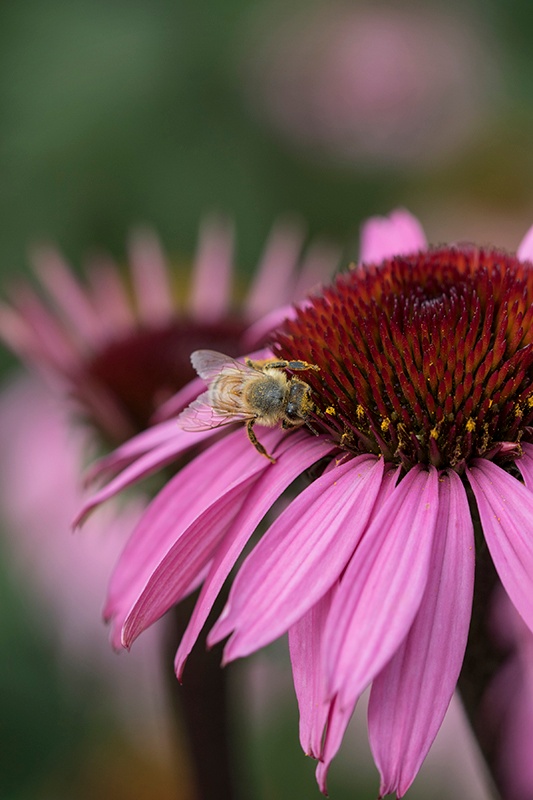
<box><xmin>164</xmin><ymin>591</ymin><xmax>239</xmax><ymax>800</ymax></box>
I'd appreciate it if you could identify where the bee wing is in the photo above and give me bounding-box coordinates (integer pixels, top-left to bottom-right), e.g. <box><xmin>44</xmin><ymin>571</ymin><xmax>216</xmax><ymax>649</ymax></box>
<box><xmin>191</xmin><ymin>350</ymin><xmax>256</xmax><ymax>383</ymax></box>
<box><xmin>178</xmin><ymin>390</ymin><xmax>254</xmax><ymax>432</ymax></box>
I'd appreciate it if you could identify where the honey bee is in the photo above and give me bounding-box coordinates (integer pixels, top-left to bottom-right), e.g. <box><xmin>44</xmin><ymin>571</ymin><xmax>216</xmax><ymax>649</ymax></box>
<box><xmin>178</xmin><ymin>350</ymin><xmax>319</xmax><ymax>462</ymax></box>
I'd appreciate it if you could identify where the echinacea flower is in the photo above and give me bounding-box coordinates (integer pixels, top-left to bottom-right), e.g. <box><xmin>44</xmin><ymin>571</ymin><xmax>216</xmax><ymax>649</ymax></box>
<box><xmin>0</xmin><ymin>217</ymin><xmax>338</xmax><ymax>446</ymax></box>
<box><xmin>77</xmin><ymin>209</ymin><xmax>533</xmax><ymax>798</ymax></box>
<box><xmin>0</xmin><ymin>217</ymin><xmax>338</xmax><ymax>799</ymax></box>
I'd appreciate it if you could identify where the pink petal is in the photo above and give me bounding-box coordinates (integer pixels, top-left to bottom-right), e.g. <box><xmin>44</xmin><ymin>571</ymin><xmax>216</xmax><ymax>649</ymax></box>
<box><xmin>289</xmin><ymin>587</ymin><xmax>334</xmax><ymax>758</ymax></box>
<box><xmin>75</xmin><ymin>425</ymin><xmax>219</xmax><ymax>525</ymax></box>
<box><xmin>86</xmin><ymin>255</ymin><xmax>136</xmax><ymax>333</ymax></box>
<box><xmin>150</xmin><ymin>376</ymin><xmax>206</xmax><ymax>423</ymax></box>
<box><xmin>324</xmin><ymin>466</ymin><xmax>440</xmax><ymax>711</ymax></box>
<box><xmin>121</xmin><ymin>475</ymin><xmax>260</xmax><ymax>647</ymax></box>
<box><xmin>104</xmin><ymin>427</ymin><xmax>285</xmax><ymax>641</ymax></box>
<box><xmin>359</xmin><ymin>209</ymin><xmax>427</xmax><ymax>264</ymax></box>
<box><xmin>368</xmin><ymin>470</ymin><xmax>475</xmax><ymax>798</ymax></box>
<box><xmin>467</xmin><ymin>459</ymin><xmax>533</xmax><ymax>635</ymax></box>
<box><xmin>245</xmin><ymin>218</ymin><xmax>305</xmax><ymax>318</ymax></box>
<box><xmin>128</xmin><ymin>228</ymin><xmax>174</xmax><ymax>322</ymax></box>
<box><xmin>315</xmin><ymin>694</ymin><xmax>357</xmax><ymax>796</ymax></box>
<box><xmin>83</xmin><ymin>418</ymin><xmax>191</xmax><ymax>483</ymax></box>
<box><xmin>517</xmin><ymin>222</ymin><xmax>533</xmax><ymax>263</ymax></box>
<box><xmin>174</xmin><ymin>432</ymin><xmax>337</xmax><ymax>678</ymax></box>
<box><xmin>516</xmin><ymin>442</ymin><xmax>533</xmax><ymax>492</ymax></box>
<box><xmin>189</xmin><ymin>216</ymin><xmax>233</xmax><ymax>321</ymax></box>
<box><xmin>209</xmin><ymin>455</ymin><xmax>385</xmax><ymax>660</ymax></box>
<box><xmin>292</xmin><ymin>239</ymin><xmax>340</xmax><ymax>300</ymax></box>
<box><xmin>30</xmin><ymin>246</ymin><xmax>102</xmax><ymax>342</ymax></box>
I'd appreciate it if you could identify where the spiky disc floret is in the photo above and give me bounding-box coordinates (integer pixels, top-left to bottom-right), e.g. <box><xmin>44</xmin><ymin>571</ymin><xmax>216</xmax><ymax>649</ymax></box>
<box><xmin>274</xmin><ymin>246</ymin><xmax>533</xmax><ymax>470</ymax></box>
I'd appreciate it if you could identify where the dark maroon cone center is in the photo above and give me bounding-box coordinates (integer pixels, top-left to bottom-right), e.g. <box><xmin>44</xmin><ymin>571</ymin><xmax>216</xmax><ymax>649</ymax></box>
<box><xmin>274</xmin><ymin>246</ymin><xmax>533</xmax><ymax>471</ymax></box>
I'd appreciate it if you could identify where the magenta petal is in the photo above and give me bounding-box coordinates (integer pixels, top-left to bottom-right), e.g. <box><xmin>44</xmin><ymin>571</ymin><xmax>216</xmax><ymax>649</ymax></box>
<box><xmin>325</xmin><ymin>466</ymin><xmax>440</xmax><ymax>711</ymax></box>
<box><xmin>368</xmin><ymin>470</ymin><xmax>475</xmax><ymax>798</ymax></box>
<box><xmin>315</xmin><ymin>694</ymin><xmax>357</xmax><ymax>796</ymax></box>
<box><xmin>359</xmin><ymin>209</ymin><xmax>427</xmax><ymax>264</ymax></box>
<box><xmin>121</xmin><ymin>475</ymin><xmax>259</xmax><ymax>647</ymax></box>
<box><xmin>209</xmin><ymin>455</ymin><xmax>385</xmax><ymax>660</ymax></box>
<box><xmin>467</xmin><ymin>459</ymin><xmax>533</xmax><ymax>634</ymax></box>
<box><xmin>517</xmin><ymin>222</ymin><xmax>533</xmax><ymax>263</ymax></box>
<box><xmin>104</xmin><ymin>427</ymin><xmax>284</xmax><ymax>643</ymax></box>
<box><xmin>75</xmin><ymin>426</ymin><xmax>219</xmax><ymax>525</ymax></box>
<box><xmin>516</xmin><ymin>443</ymin><xmax>533</xmax><ymax>492</ymax></box>
<box><xmin>289</xmin><ymin>587</ymin><xmax>334</xmax><ymax>758</ymax></box>
<box><xmin>174</xmin><ymin>432</ymin><xmax>336</xmax><ymax>678</ymax></box>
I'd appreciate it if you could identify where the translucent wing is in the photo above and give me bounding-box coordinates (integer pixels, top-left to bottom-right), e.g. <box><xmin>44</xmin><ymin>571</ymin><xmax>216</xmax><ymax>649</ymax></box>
<box><xmin>178</xmin><ymin>389</ymin><xmax>254</xmax><ymax>432</ymax></box>
<box><xmin>191</xmin><ymin>350</ymin><xmax>257</xmax><ymax>383</ymax></box>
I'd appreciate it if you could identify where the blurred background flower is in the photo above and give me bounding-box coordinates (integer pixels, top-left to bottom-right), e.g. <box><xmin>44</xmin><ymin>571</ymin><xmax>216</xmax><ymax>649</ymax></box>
<box><xmin>2</xmin><ymin>0</ymin><xmax>533</xmax><ymax>797</ymax></box>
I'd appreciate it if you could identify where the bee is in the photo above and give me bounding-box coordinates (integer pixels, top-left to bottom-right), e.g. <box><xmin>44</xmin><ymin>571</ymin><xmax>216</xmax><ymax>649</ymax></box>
<box><xmin>178</xmin><ymin>350</ymin><xmax>319</xmax><ymax>462</ymax></box>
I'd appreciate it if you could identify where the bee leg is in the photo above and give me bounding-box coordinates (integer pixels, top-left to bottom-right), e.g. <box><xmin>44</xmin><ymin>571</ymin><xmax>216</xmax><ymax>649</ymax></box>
<box><xmin>246</xmin><ymin>357</ymin><xmax>320</xmax><ymax>372</ymax></box>
<box><xmin>246</xmin><ymin>419</ymin><xmax>276</xmax><ymax>463</ymax></box>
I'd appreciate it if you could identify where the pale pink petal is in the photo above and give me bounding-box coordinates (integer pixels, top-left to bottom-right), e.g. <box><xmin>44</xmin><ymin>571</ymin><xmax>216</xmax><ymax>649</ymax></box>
<box><xmin>516</xmin><ymin>442</ymin><xmax>533</xmax><ymax>492</ymax></box>
<box><xmin>359</xmin><ymin>209</ymin><xmax>427</xmax><ymax>264</ymax></box>
<box><xmin>245</xmin><ymin>218</ymin><xmax>305</xmax><ymax>318</ymax></box>
<box><xmin>289</xmin><ymin>587</ymin><xmax>334</xmax><ymax>757</ymax></box>
<box><xmin>517</xmin><ymin>223</ymin><xmax>533</xmax><ymax>263</ymax></box>
<box><xmin>189</xmin><ymin>216</ymin><xmax>234</xmax><ymax>321</ymax></box>
<box><xmin>368</xmin><ymin>470</ymin><xmax>475</xmax><ymax>798</ymax></box>
<box><xmin>209</xmin><ymin>455</ymin><xmax>385</xmax><ymax>660</ymax></box>
<box><xmin>75</xmin><ymin>426</ymin><xmax>220</xmax><ymax>525</ymax></box>
<box><xmin>467</xmin><ymin>460</ymin><xmax>533</xmax><ymax>634</ymax></box>
<box><xmin>292</xmin><ymin>239</ymin><xmax>340</xmax><ymax>299</ymax></box>
<box><xmin>31</xmin><ymin>246</ymin><xmax>102</xmax><ymax>343</ymax></box>
<box><xmin>104</xmin><ymin>427</ymin><xmax>286</xmax><ymax>642</ymax></box>
<box><xmin>241</xmin><ymin>304</ymin><xmax>300</xmax><ymax>351</ymax></box>
<box><xmin>86</xmin><ymin>255</ymin><xmax>137</xmax><ymax>332</ymax></box>
<box><xmin>174</xmin><ymin>432</ymin><xmax>336</xmax><ymax>678</ymax></box>
<box><xmin>325</xmin><ymin>466</ymin><xmax>439</xmax><ymax>711</ymax></box>
<box><xmin>128</xmin><ymin>228</ymin><xmax>174</xmax><ymax>321</ymax></box>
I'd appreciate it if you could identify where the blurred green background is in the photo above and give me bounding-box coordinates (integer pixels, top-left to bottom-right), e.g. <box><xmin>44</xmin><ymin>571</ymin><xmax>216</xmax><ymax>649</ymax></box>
<box><xmin>1</xmin><ymin>0</ymin><xmax>533</xmax><ymax>797</ymax></box>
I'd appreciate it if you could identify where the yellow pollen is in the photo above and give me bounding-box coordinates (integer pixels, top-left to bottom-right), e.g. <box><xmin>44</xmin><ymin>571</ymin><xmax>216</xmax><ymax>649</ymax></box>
<box><xmin>325</xmin><ymin>406</ymin><xmax>336</xmax><ymax>416</ymax></box>
<box><xmin>466</xmin><ymin>418</ymin><xmax>476</xmax><ymax>432</ymax></box>
<box><xmin>356</xmin><ymin>404</ymin><xmax>365</xmax><ymax>420</ymax></box>
<box><xmin>381</xmin><ymin>417</ymin><xmax>391</xmax><ymax>432</ymax></box>
<box><xmin>430</xmin><ymin>427</ymin><xmax>439</xmax><ymax>440</ymax></box>
<box><xmin>528</xmin><ymin>395</ymin><xmax>533</xmax><ymax>409</ymax></box>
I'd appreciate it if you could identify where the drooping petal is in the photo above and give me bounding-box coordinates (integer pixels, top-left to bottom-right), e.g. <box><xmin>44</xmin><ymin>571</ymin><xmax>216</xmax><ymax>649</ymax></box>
<box><xmin>104</xmin><ymin>427</ymin><xmax>285</xmax><ymax>643</ymax></box>
<box><xmin>209</xmin><ymin>455</ymin><xmax>385</xmax><ymax>661</ymax></box>
<box><xmin>325</xmin><ymin>466</ymin><xmax>440</xmax><ymax>711</ymax></box>
<box><xmin>359</xmin><ymin>209</ymin><xmax>427</xmax><ymax>264</ymax></box>
<box><xmin>517</xmin><ymin>223</ymin><xmax>533</xmax><ymax>263</ymax></box>
<box><xmin>467</xmin><ymin>459</ymin><xmax>533</xmax><ymax>634</ymax></box>
<box><xmin>368</xmin><ymin>470</ymin><xmax>475</xmax><ymax>798</ymax></box>
<box><xmin>516</xmin><ymin>442</ymin><xmax>533</xmax><ymax>492</ymax></box>
<box><xmin>289</xmin><ymin>587</ymin><xmax>334</xmax><ymax>758</ymax></box>
<box><xmin>120</xmin><ymin>475</ymin><xmax>259</xmax><ymax>648</ymax></box>
<box><xmin>174</xmin><ymin>432</ymin><xmax>337</xmax><ymax>678</ymax></box>
<box><xmin>75</xmin><ymin>425</ymin><xmax>220</xmax><ymax>525</ymax></box>
<box><xmin>315</xmin><ymin>695</ymin><xmax>357</xmax><ymax>796</ymax></box>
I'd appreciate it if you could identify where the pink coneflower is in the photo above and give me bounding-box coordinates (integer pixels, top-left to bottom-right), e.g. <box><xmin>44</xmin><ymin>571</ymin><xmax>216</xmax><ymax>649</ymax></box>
<box><xmin>0</xmin><ymin>217</ymin><xmax>338</xmax><ymax>799</ymax></box>
<box><xmin>78</xmin><ymin>209</ymin><xmax>533</xmax><ymax>798</ymax></box>
<box><xmin>0</xmin><ymin>217</ymin><xmax>338</xmax><ymax>445</ymax></box>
